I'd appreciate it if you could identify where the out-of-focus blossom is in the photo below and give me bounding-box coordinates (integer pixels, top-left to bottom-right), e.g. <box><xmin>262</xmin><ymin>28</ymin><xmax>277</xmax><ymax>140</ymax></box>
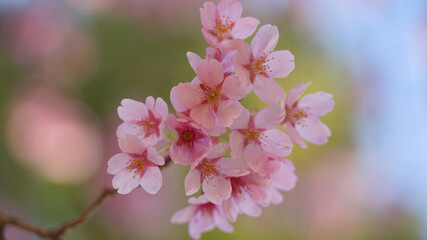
<box><xmin>233</xmin><ymin>24</ymin><xmax>294</xmax><ymax>104</ymax></box>
<box><xmin>171</xmin><ymin>195</ymin><xmax>234</xmax><ymax>239</ymax></box>
<box><xmin>6</xmin><ymin>86</ymin><xmax>103</xmax><ymax>183</ymax></box>
<box><xmin>166</xmin><ymin>115</ymin><xmax>212</xmax><ymax>165</ymax></box>
<box><xmin>184</xmin><ymin>143</ymin><xmax>249</xmax><ymax>205</ymax></box>
<box><xmin>108</xmin><ymin>134</ymin><xmax>165</xmax><ymax>194</ymax></box>
<box><xmin>200</xmin><ymin>0</ymin><xmax>260</xmax><ymax>49</ymax></box>
<box><xmin>3</xmin><ymin>1</ymin><xmax>96</xmax><ymax>86</ymax></box>
<box><xmin>173</xmin><ymin>59</ymin><xmax>247</xmax><ymax>129</ymax></box>
<box><xmin>117</xmin><ymin>97</ymin><xmax>168</xmax><ymax>146</ymax></box>
<box><xmin>229</xmin><ymin>105</ymin><xmax>292</xmax><ymax>175</ymax></box>
<box><xmin>282</xmin><ymin>81</ymin><xmax>334</xmax><ymax>149</ymax></box>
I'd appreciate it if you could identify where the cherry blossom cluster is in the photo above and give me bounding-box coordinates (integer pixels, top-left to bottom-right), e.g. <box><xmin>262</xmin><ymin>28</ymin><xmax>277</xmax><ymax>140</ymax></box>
<box><xmin>107</xmin><ymin>0</ymin><xmax>334</xmax><ymax>239</ymax></box>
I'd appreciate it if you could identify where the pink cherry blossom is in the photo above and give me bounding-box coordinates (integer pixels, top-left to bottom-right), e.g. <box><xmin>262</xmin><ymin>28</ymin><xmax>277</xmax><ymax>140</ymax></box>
<box><xmin>229</xmin><ymin>105</ymin><xmax>293</xmax><ymax>175</ymax></box>
<box><xmin>117</xmin><ymin>97</ymin><xmax>168</xmax><ymax>146</ymax></box>
<box><xmin>222</xmin><ymin>173</ymin><xmax>270</xmax><ymax>222</ymax></box>
<box><xmin>200</xmin><ymin>0</ymin><xmax>260</xmax><ymax>49</ymax></box>
<box><xmin>187</xmin><ymin>47</ymin><xmax>235</xmax><ymax>77</ymax></box>
<box><xmin>171</xmin><ymin>195</ymin><xmax>234</xmax><ymax>239</ymax></box>
<box><xmin>172</xmin><ymin>59</ymin><xmax>247</xmax><ymax>129</ymax></box>
<box><xmin>233</xmin><ymin>24</ymin><xmax>295</xmax><ymax>104</ymax></box>
<box><xmin>184</xmin><ymin>143</ymin><xmax>250</xmax><ymax>205</ymax></box>
<box><xmin>166</xmin><ymin>114</ymin><xmax>212</xmax><ymax>165</ymax></box>
<box><xmin>107</xmin><ymin>134</ymin><xmax>165</xmax><ymax>194</ymax></box>
<box><xmin>282</xmin><ymin>82</ymin><xmax>335</xmax><ymax>148</ymax></box>
<box><xmin>170</xmin><ymin>86</ymin><xmax>226</xmax><ymax>137</ymax></box>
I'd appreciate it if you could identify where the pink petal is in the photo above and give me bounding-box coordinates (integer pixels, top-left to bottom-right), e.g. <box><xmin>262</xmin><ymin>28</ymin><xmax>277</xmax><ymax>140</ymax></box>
<box><xmin>299</xmin><ymin>92</ymin><xmax>335</xmax><ymax>117</ymax></box>
<box><xmin>166</xmin><ymin>114</ymin><xmax>178</xmax><ymax>130</ymax></box>
<box><xmin>216</xmin><ymin>100</ymin><xmax>242</xmax><ymax>127</ymax></box>
<box><xmin>185</xmin><ymin>168</ymin><xmax>201</xmax><ymax>195</ymax></box>
<box><xmin>217</xmin><ymin>157</ymin><xmax>249</xmax><ymax>177</ymax></box>
<box><xmin>283</xmin><ymin>121</ymin><xmax>307</xmax><ymax>149</ymax></box>
<box><xmin>173</xmin><ymin>83</ymin><xmax>204</xmax><ymax>109</ymax></box>
<box><xmin>222</xmin><ymin>198</ymin><xmax>239</xmax><ymax>222</ymax></box>
<box><xmin>118</xmin><ymin>134</ymin><xmax>146</xmax><ymax>154</ymax></box>
<box><xmin>188</xmin><ymin>195</ymin><xmax>210</xmax><ymax>205</ymax></box>
<box><xmin>171</xmin><ymin>206</ymin><xmax>197</xmax><ymax>223</ymax></box>
<box><xmin>231</xmin><ymin>17</ymin><xmax>260</xmax><ymax>39</ymax></box>
<box><xmin>145</xmin><ymin>96</ymin><xmax>155</xmax><ymax>110</ymax></box>
<box><xmin>118</xmin><ymin>99</ymin><xmax>148</xmax><ymax>122</ymax></box>
<box><xmin>146</xmin><ymin>146</ymin><xmax>165</xmax><ymax>165</ymax></box>
<box><xmin>187</xmin><ymin>51</ymin><xmax>202</xmax><ymax>73</ymax></box>
<box><xmin>154</xmin><ymin>97</ymin><xmax>169</xmax><ymax>120</ymax></box>
<box><xmin>286</xmin><ymin>81</ymin><xmax>311</xmax><ymax>108</ymax></box>
<box><xmin>202</xmin><ymin>174</ymin><xmax>232</xmax><ymax>205</ymax></box>
<box><xmin>221</xmin><ymin>75</ymin><xmax>248</xmax><ymax>100</ymax></box>
<box><xmin>200</xmin><ymin>1</ymin><xmax>217</xmax><ymax>30</ymax></box>
<box><xmin>196</xmin><ymin>59</ymin><xmax>224</xmax><ymax>88</ymax></box>
<box><xmin>296</xmin><ymin>118</ymin><xmax>331</xmax><ymax>145</ymax></box>
<box><xmin>262</xmin><ymin>129</ymin><xmax>293</xmax><ymax>157</ymax></box>
<box><xmin>267</xmin><ymin>50</ymin><xmax>295</xmax><ymax>78</ymax></box>
<box><xmin>251</xmin><ymin>24</ymin><xmax>279</xmax><ymax>59</ymax></box>
<box><xmin>229</xmin><ymin>131</ymin><xmax>245</xmax><ymax>159</ymax></box>
<box><xmin>243</xmin><ymin>144</ymin><xmax>268</xmax><ymax>175</ymax></box>
<box><xmin>206</xmin><ymin>143</ymin><xmax>229</xmax><ymax>159</ymax></box>
<box><xmin>253</xmin><ymin>75</ymin><xmax>286</xmax><ymax>105</ymax></box>
<box><xmin>271</xmin><ymin>161</ymin><xmax>297</xmax><ymax>191</ymax></box>
<box><xmin>238</xmin><ymin>191</ymin><xmax>262</xmax><ymax>217</ymax></box>
<box><xmin>112</xmin><ymin>170</ymin><xmax>139</xmax><ymax>194</ymax></box>
<box><xmin>229</xmin><ymin>107</ymin><xmax>250</xmax><ymax>130</ymax></box>
<box><xmin>107</xmin><ymin>153</ymin><xmax>130</xmax><ymax>175</ymax></box>
<box><xmin>254</xmin><ymin>105</ymin><xmax>285</xmax><ymax>129</ymax></box>
<box><xmin>213</xmin><ymin>211</ymin><xmax>234</xmax><ymax>233</ymax></box>
<box><xmin>170</xmin><ymin>86</ymin><xmax>189</xmax><ymax>113</ymax></box>
<box><xmin>189</xmin><ymin>211</ymin><xmax>215</xmax><ymax>240</ymax></box>
<box><xmin>202</xmin><ymin>118</ymin><xmax>227</xmax><ymax>137</ymax></box>
<box><xmin>190</xmin><ymin>104</ymin><xmax>216</xmax><ymax>129</ymax></box>
<box><xmin>202</xmin><ymin>28</ymin><xmax>221</xmax><ymax>49</ymax></box>
<box><xmin>232</xmin><ymin>40</ymin><xmax>252</xmax><ymax>86</ymax></box>
<box><xmin>140</xmin><ymin>166</ymin><xmax>162</xmax><ymax>194</ymax></box>
<box><xmin>217</xmin><ymin>0</ymin><xmax>242</xmax><ymax>22</ymax></box>
<box><xmin>269</xmin><ymin>188</ymin><xmax>284</xmax><ymax>205</ymax></box>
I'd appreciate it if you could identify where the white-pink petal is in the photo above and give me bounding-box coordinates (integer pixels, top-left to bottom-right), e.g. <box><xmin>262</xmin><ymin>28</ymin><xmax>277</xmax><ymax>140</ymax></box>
<box><xmin>217</xmin><ymin>157</ymin><xmax>249</xmax><ymax>177</ymax></box>
<box><xmin>190</xmin><ymin>103</ymin><xmax>216</xmax><ymax>129</ymax></box>
<box><xmin>254</xmin><ymin>104</ymin><xmax>285</xmax><ymax>130</ymax></box>
<box><xmin>262</xmin><ymin>129</ymin><xmax>293</xmax><ymax>157</ymax></box>
<box><xmin>202</xmin><ymin>174</ymin><xmax>232</xmax><ymax>205</ymax></box>
<box><xmin>283</xmin><ymin>121</ymin><xmax>307</xmax><ymax>149</ymax></box>
<box><xmin>146</xmin><ymin>146</ymin><xmax>165</xmax><ymax>165</ymax></box>
<box><xmin>253</xmin><ymin>75</ymin><xmax>286</xmax><ymax>105</ymax></box>
<box><xmin>216</xmin><ymin>100</ymin><xmax>242</xmax><ymax>127</ymax></box>
<box><xmin>299</xmin><ymin>91</ymin><xmax>335</xmax><ymax>117</ymax></box>
<box><xmin>117</xmin><ymin>99</ymin><xmax>148</xmax><ymax>122</ymax></box>
<box><xmin>206</xmin><ymin>143</ymin><xmax>229</xmax><ymax>159</ymax></box>
<box><xmin>187</xmin><ymin>51</ymin><xmax>202</xmax><ymax>73</ymax></box>
<box><xmin>267</xmin><ymin>50</ymin><xmax>295</xmax><ymax>78</ymax></box>
<box><xmin>221</xmin><ymin>75</ymin><xmax>248</xmax><ymax>100</ymax></box>
<box><xmin>107</xmin><ymin>153</ymin><xmax>130</xmax><ymax>175</ymax></box>
<box><xmin>286</xmin><ymin>81</ymin><xmax>311</xmax><ymax>108</ymax></box>
<box><xmin>200</xmin><ymin>1</ymin><xmax>217</xmax><ymax>30</ymax></box>
<box><xmin>229</xmin><ymin>108</ymin><xmax>250</xmax><ymax>130</ymax></box>
<box><xmin>173</xmin><ymin>83</ymin><xmax>204</xmax><ymax>109</ymax></box>
<box><xmin>251</xmin><ymin>24</ymin><xmax>279</xmax><ymax>59</ymax></box>
<box><xmin>171</xmin><ymin>206</ymin><xmax>197</xmax><ymax>223</ymax></box>
<box><xmin>243</xmin><ymin>144</ymin><xmax>268</xmax><ymax>175</ymax></box>
<box><xmin>229</xmin><ymin>131</ymin><xmax>245</xmax><ymax>159</ymax></box>
<box><xmin>231</xmin><ymin>17</ymin><xmax>260</xmax><ymax>39</ymax></box>
<box><xmin>217</xmin><ymin>0</ymin><xmax>242</xmax><ymax>22</ymax></box>
<box><xmin>118</xmin><ymin>134</ymin><xmax>146</xmax><ymax>154</ymax></box>
<box><xmin>296</xmin><ymin>118</ymin><xmax>331</xmax><ymax>145</ymax></box>
<box><xmin>112</xmin><ymin>170</ymin><xmax>139</xmax><ymax>194</ymax></box>
<box><xmin>140</xmin><ymin>166</ymin><xmax>162</xmax><ymax>194</ymax></box>
<box><xmin>185</xmin><ymin>168</ymin><xmax>201</xmax><ymax>196</ymax></box>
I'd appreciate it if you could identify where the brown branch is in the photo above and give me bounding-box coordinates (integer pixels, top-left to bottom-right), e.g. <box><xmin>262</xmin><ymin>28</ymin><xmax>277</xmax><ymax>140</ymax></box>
<box><xmin>0</xmin><ymin>156</ymin><xmax>172</xmax><ymax>239</ymax></box>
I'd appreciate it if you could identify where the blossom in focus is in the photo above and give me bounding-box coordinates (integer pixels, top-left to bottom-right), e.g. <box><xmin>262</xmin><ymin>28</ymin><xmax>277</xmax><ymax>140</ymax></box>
<box><xmin>117</xmin><ymin>97</ymin><xmax>168</xmax><ymax>146</ymax></box>
<box><xmin>184</xmin><ymin>143</ymin><xmax>250</xmax><ymax>205</ymax></box>
<box><xmin>229</xmin><ymin>105</ymin><xmax>293</xmax><ymax>175</ymax></box>
<box><xmin>172</xmin><ymin>59</ymin><xmax>247</xmax><ymax>129</ymax></box>
<box><xmin>187</xmin><ymin>47</ymin><xmax>235</xmax><ymax>76</ymax></box>
<box><xmin>200</xmin><ymin>0</ymin><xmax>260</xmax><ymax>49</ymax></box>
<box><xmin>233</xmin><ymin>24</ymin><xmax>295</xmax><ymax>104</ymax></box>
<box><xmin>282</xmin><ymin>82</ymin><xmax>334</xmax><ymax>148</ymax></box>
<box><xmin>171</xmin><ymin>195</ymin><xmax>234</xmax><ymax>239</ymax></box>
<box><xmin>108</xmin><ymin>134</ymin><xmax>165</xmax><ymax>194</ymax></box>
<box><xmin>166</xmin><ymin>114</ymin><xmax>212</xmax><ymax>165</ymax></box>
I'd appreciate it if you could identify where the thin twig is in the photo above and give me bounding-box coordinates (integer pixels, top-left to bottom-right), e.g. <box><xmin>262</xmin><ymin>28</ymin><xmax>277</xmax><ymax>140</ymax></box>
<box><xmin>0</xmin><ymin>156</ymin><xmax>172</xmax><ymax>239</ymax></box>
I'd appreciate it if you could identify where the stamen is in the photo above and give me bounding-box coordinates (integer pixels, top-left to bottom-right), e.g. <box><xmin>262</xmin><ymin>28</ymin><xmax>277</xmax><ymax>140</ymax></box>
<box><xmin>127</xmin><ymin>157</ymin><xmax>146</xmax><ymax>176</ymax></box>
<box><xmin>214</xmin><ymin>15</ymin><xmax>235</xmax><ymax>39</ymax></box>
<box><xmin>178</xmin><ymin>128</ymin><xmax>198</xmax><ymax>149</ymax></box>
<box><xmin>245</xmin><ymin>128</ymin><xmax>265</xmax><ymax>146</ymax></box>
<box><xmin>250</xmin><ymin>51</ymin><xmax>274</xmax><ymax>75</ymax></box>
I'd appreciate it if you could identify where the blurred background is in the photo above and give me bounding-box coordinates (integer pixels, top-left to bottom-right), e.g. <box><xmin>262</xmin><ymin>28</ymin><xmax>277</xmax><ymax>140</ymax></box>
<box><xmin>0</xmin><ymin>0</ymin><xmax>426</xmax><ymax>239</ymax></box>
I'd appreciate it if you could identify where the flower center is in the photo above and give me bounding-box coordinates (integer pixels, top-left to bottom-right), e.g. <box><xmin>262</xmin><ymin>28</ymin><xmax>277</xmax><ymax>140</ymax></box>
<box><xmin>250</xmin><ymin>52</ymin><xmax>274</xmax><ymax>75</ymax></box>
<box><xmin>137</xmin><ymin>120</ymin><xmax>154</xmax><ymax>133</ymax></box>
<box><xmin>178</xmin><ymin>128</ymin><xmax>197</xmax><ymax>149</ymax></box>
<box><xmin>127</xmin><ymin>157</ymin><xmax>146</xmax><ymax>175</ymax></box>
<box><xmin>199</xmin><ymin>161</ymin><xmax>220</xmax><ymax>181</ymax></box>
<box><xmin>288</xmin><ymin>107</ymin><xmax>309</xmax><ymax>126</ymax></box>
<box><xmin>245</xmin><ymin>128</ymin><xmax>263</xmax><ymax>146</ymax></box>
<box><xmin>200</xmin><ymin>84</ymin><xmax>223</xmax><ymax>110</ymax></box>
<box><xmin>214</xmin><ymin>15</ymin><xmax>234</xmax><ymax>39</ymax></box>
